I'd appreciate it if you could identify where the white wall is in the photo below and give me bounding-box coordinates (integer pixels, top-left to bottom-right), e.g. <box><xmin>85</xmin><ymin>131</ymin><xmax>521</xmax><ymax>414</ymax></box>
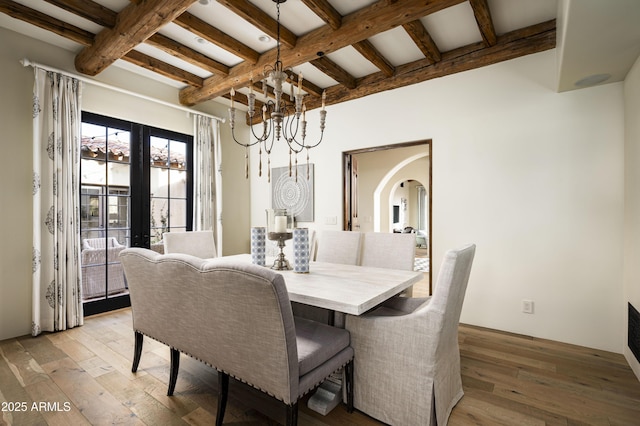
<box><xmin>624</xmin><ymin>55</ymin><xmax>640</xmax><ymax>379</ymax></box>
<box><xmin>250</xmin><ymin>49</ymin><xmax>625</xmax><ymax>352</ymax></box>
<box><xmin>0</xmin><ymin>28</ymin><xmax>250</xmax><ymax>340</ymax></box>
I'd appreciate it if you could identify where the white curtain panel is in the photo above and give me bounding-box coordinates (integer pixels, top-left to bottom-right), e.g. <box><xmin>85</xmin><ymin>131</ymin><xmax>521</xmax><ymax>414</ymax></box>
<box><xmin>32</xmin><ymin>68</ymin><xmax>83</xmax><ymax>336</ymax></box>
<box><xmin>193</xmin><ymin>115</ymin><xmax>223</xmax><ymax>254</ymax></box>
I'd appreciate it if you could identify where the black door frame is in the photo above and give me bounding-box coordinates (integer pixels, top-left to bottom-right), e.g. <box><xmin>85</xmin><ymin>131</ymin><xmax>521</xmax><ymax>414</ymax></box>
<box><xmin>81</xmin><ymin>112</ymin><xmax>193</xmax><ymax>316</ymax></box>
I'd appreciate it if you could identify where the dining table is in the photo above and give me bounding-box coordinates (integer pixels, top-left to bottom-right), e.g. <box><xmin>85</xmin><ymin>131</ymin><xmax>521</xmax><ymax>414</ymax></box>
<box><xmin>219</xmin><ymin>253</ymin><xmax>424</xmax><ymax>415</ymax></box>
<box><xmin>221</xmin><ymin>253</ymin><xmax>423</xmax><ymax>315</ymax></box>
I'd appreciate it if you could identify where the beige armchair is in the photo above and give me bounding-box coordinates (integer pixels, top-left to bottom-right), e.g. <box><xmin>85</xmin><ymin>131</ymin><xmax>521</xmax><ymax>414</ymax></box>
<box><xmin>345</xmin><ymin>243</ymin><xmax>476</xmax><ymax>426</ymax></box>
<box><xmin>81</xmin><ymin>237</ymin><xmax>127</xmax><ymax>299</ymax></box>
<box><xmin>162</xmin><ymin>230</ymin><xmax>216</xmax><ymax>258</ymax></box>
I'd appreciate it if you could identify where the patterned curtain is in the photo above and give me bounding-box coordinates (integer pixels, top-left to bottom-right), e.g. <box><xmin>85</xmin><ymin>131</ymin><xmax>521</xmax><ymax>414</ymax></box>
<box><xmin>193</xmin><ymin>115</ymin><xmax>223</xmax><ymax>254</ymax></box>
<box><xmin>32</xmin><ymin>68</ymin><xmax>83</xmax><ymax>336</ymax></box>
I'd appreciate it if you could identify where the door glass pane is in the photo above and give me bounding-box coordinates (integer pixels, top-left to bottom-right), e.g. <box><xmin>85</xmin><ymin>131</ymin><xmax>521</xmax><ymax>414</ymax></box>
<box><xmin>169</xmin><ymin>168</ymin><xmax>187</xmax><ymax>197</ymax></box>
<box><xmin>150</xmin><ymin>169</ymin><xmax>169</xmax><ymax>198</ymax></box>
<box><xmin>80</xmin><ymin>186</ymin><xmax>102</xmax><ymax>234</ymax></box>
<box><xmin>107</xmin><ymin>190</ymin><xmax>129</xmax><ymax>245</ymax></box>
<box><xmin>150</xmin><ymin>136</ymin><xmax>169</xmax><ymax>167</ymax></box>
<box><xmin>151</xmin><ymin>137</ymin><xmax>189</xmax><ymax>241</ymax></box>
<box><xmin>169</xmin><ymin>199</ymin><xmax>187</xmax><ymax>230</ymax></box>
<box><xmin>150</xmin><ymin>197</ymin><xmax>168</xmax><ymax>244</ymax></box>
<box><xmin>80</xmin><ymin>121</ymin><xmax>130</xmax><ymax>302</ymax></box>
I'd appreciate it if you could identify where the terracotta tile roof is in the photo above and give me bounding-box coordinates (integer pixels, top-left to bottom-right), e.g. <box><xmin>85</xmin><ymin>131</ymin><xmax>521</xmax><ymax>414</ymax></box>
<box><xmin>81</xmin><ymin>137</ymin><xmax>185</xmax><ymax>167</ymax></box>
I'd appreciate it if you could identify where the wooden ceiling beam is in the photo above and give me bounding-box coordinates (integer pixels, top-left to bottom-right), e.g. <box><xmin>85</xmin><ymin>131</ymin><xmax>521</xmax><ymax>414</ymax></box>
<box><xmin>301</xmin><ymin>0</ymin><xmax>342</xmax><ymax>30</ymax></box>
<box><xmin>469</xmin><ymin>0</ymin><xmax>497</xmax><ymax>46</ymax></box>
<box><xmin>402</xmin><ymin>20</ymin><xmax>441</xmax><ymax>63</ymax></box>
<box><xmin>217</xmin><ymin>0</ymin><xmax>297</xmax><ymax>49</ymax></box>
<box><xmin>230</xmin><ymin>20</ymin><xmax>555</xmax><ymax>125</ymax></box>
<box><xmin>0</xmin><ymin>0</ymin><xmax>207</xmax><ymax>87</ymax></box>
<box><xmin>314</xmin><ymin>20</ymin><xmax>556</xmax><ymax>112</ymax></box>
<box><xmin>179</xmin><ymin>0</ymin><xmax>466</xmax><ymax>106</ymax></box>
<box><xmin>0</xmin><ymin>0</ymin><xmax>94</xmax><ymax>46</ymax></box>
<box><xmin>245</xmin><ymin>79</ymin><xmax>291</xmax><ymax>102</ymax></box>
<box><xmin>146</xmin><ymin>33</ymin><xmax>229</xmax><ymax>76</ymax></box>
<box><xmin>44</xmin><ymin>0</ymin><xmax>116</xmax><ymax>28</ymax></box>
<box><xmin>310</xmin><ymin>56</ymin><xmax>357</xmax><ymax>89</ymax></box>
<box><xmin>123</xmin><ymin>50</ymin><xmax>204</xmax><ymax>87</ymax></box>
<box><xmin>42</xmin><ymin>1</ymin><xmax>230</xmax><ymax>76</ymax></box>
<box><xmin>287</xmin><ymin>73</ymin><xmax>324</xmax><ymax>98</ymax></box>
<box><xmin>74</xmin><ymin>0</ymin><xmax>196</xmax><ymax>76</ymax></box>
<box><xmin>353</xmin><ymin>40</ymin><xmax>395</xmax><ymax>77</ymax></box>
<box><xmin>173</xmin><ymin>12</ymin><xmax>260</xmax><ymax>64</ymax></box>
<box><xmin>300</xmin><ymin>80</ymin><xmax>324</xmax><ymax>98</ymax></box>
<box><xmin>11</xmin><ymin>0</ymin><xmax>553</xmax><ymax>115</ymax></box>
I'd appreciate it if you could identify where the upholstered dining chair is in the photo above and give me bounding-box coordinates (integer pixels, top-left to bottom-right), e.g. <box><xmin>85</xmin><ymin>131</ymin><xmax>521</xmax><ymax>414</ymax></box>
<box><xmin>315</xmin><ymin>230</ymin><xmax>362</xmax><ymax>265</ymax></box>
<box><xmin>163</xmin><ymin>230</ymin><xmax>216</xmax><ymax>258</ymax></box>
<box><xmin>360</xmin><ymin>231</ymin><xmax>416</xmax><ymax>296</ymax></box>
<box><xmin>294</xmin><ymin>230</ymin><xmax>363</xmax><ymax>323</ymax></box>
<box><xmin>360</xmin><ymin>231</ymin><xmax>415</xmax><ymax>270</ymax></box>
<box><xmin>345</xmin><ymin>243</ymin><xmax>476</xmax><ymax>426</ymax></box>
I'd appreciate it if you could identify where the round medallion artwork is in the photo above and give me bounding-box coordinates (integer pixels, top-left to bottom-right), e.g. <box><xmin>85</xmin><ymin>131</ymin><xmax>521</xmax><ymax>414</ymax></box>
<box><xmin>272</xmin><ymin>165</ymin><xmax>314</xmax><ymax>221</ymax></box>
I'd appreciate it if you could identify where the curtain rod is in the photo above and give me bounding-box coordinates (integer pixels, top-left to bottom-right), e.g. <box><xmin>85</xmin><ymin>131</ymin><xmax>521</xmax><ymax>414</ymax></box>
<box><xmin>20</xmin><ymin>58</ymin><xmax>225</xmax><ymax>123</ymax></box>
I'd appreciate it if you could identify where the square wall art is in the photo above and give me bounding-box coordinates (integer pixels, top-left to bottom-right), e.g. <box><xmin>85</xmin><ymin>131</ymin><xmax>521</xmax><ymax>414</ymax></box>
<box><xmin>271</xmin><ymin>164</ymin><xmax>314</xmax><ymax>222</ymax></box>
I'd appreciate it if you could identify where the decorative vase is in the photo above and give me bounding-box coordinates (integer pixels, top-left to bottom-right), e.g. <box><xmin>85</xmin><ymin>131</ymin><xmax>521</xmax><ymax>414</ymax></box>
<box><xmin>250</xmin><ymin>226</ymin><xmax>266</xmax><ymax>266</ymax></box>
<box><xmin>293</xmin><ymin>228</ymin><xmax>310</xmax><ymax>273</ymax></box>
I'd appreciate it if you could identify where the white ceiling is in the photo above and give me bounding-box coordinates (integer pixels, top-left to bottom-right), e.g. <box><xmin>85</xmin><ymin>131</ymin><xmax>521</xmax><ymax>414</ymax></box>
<box><xmin>1</xmin><ymin>0</ymin><xmax>639</xmax><ymax>97</ymax></box>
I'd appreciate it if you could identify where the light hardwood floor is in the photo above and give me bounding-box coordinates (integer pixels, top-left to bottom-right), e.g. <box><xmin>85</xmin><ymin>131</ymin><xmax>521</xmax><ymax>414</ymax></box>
<box><xmin>2</xmin><ymin>294</ymin><xmax>640</xmax><ymax>425</ymax></box>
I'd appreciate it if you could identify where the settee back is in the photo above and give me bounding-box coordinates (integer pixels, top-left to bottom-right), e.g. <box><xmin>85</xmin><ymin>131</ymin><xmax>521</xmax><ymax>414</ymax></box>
<box><xmin>119</xmin><ymin>248</ymin><xmax>298</xmax><ymax>404</ymax></box>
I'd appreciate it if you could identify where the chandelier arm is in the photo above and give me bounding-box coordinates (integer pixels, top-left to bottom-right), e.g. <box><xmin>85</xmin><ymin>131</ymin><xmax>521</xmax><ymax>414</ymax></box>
<box><xmin>285</xmin><ymin>137</ymin><xmax>305</xmax><ymax>154</ymax></box>
<box><xmin>298</xmin><ymin>108</ymin><xmax>327</xmax><ymax>149</ymax></box>
<box><xmin>284</xmin><ymin>113</ymin><xmax>305</xmax><ymax>154</ymax></box>
<box><xmin>262</xmin><ymin>120</ymin><xmax>278</xmax><ymax>155</ymax></box>
<box><xmin>300</xmin><ymin>131</ymin><xmax>325</xmax><ymax>149</ymax></box>
<box><xmin>247</xmin><ymin>101</ymin><xmax>274</xmax><ymax>142</ymax></box>
<box><xmin>249</xmin><ymin>121</ymin><xmax>270</xmax><ymax>142</ymax></box>
<box><xmin>282</xmin><ymin>107</ymin><xmax>300</xmax><ymax>140</ymax></box>
<box><xmin>230</xmin><ymin>126</ymin><xmax>261</xmax><ymax>147</ymax></box>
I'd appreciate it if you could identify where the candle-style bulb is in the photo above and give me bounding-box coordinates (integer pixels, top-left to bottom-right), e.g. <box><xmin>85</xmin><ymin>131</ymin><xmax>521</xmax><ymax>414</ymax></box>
<box><xmin>321</xmin><ymin>89</ymin><xmax>326</xmax><ymax>111</ymax></box>
<box><xmin>230</xmin><ymin>87</ymin><xmax>235</xmax><ymax>108</ymax></box>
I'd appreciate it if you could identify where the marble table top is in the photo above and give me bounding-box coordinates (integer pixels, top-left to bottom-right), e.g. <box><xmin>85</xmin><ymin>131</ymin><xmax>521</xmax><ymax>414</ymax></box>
<box><xmin>222</xmin><ymin>254</ymin><xmax>423</xmax><ymax>315</ymax></box>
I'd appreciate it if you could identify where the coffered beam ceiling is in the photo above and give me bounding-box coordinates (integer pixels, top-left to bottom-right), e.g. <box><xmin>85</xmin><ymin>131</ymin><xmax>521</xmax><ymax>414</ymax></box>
<box><xmin>1</xmin><ymin>0</ymin><xmax>555</xmax><ymax>123</ymax></box>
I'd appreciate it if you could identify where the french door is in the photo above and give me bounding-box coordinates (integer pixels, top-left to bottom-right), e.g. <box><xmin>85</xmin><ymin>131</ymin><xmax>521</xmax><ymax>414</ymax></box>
<box><xmin>80</xmin><ymin>112</ymin><xmax>193</xmax><ymax>315</ymax></box>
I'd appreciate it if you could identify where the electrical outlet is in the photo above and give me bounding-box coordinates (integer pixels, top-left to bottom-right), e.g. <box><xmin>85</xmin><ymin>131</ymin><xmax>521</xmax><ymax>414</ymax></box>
<box><xmin>522</xmin><ymin>300</ymin><xmax>534</xmax><ymax>314</ymax></box>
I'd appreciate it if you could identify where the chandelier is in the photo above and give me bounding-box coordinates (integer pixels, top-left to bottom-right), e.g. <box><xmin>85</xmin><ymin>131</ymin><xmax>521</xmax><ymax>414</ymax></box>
<box><xmin>228</xmin><ymin>0</ymin><xmax>326</xmax><ymax>182</ymax></box>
